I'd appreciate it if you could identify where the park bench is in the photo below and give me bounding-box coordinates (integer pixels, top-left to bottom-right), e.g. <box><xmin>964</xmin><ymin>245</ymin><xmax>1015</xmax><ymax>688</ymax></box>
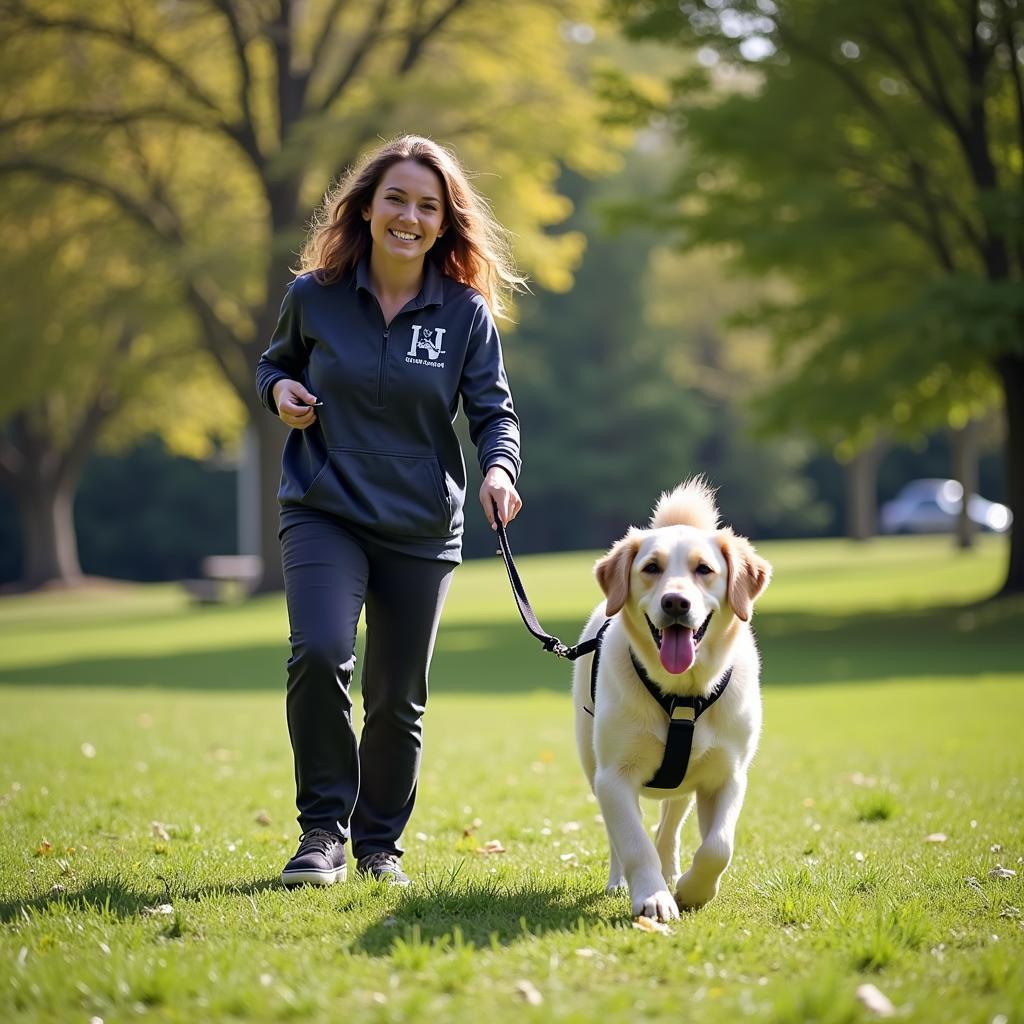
<box><xmin>183</xmin><ymin>554</ymin><xmax>263</xmax><ymax>604</ymax></box>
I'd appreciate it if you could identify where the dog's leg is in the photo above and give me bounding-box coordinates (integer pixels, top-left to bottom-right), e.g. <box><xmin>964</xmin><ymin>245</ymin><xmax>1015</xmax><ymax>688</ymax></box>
<box><xmin>603</xmin><ymin>823</ymin><xmax>626</xmax><ymax>893</ymax></box>
<box><xmin>674</xmin><ymin>775</ymin><xmax>746</xmax><ymax>909</ymax></box>
<box><xmin>594</xmin><ymin>769</ymin><xmax>679</xmax><ymax>921</ymax></box>
<box><xmin>654</xmin><ymin>794</ymin><xmax>694</xmax><ymax>888</ymax></box>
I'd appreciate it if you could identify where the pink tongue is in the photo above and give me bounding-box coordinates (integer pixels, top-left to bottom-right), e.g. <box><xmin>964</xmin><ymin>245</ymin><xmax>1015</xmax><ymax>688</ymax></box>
<box><xmin>660</xmin><ymin>625</ymin><xmax>695</xmax><ymax>674</ymax></box>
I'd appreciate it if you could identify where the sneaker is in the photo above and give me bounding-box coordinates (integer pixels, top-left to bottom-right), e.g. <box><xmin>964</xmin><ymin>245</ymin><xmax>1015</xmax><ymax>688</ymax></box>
<box><xmin>280</xmin><ymin>829</ymin><xmax>346</xmax><ymax>887</ymax></box>
<box><xmin>357</xmin><ymin>851</ymin><xmax>411</xmax><ymax>887</ymax></box>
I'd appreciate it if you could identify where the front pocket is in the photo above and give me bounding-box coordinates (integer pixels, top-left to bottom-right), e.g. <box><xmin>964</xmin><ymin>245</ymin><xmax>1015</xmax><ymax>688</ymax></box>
<box><xmin>302</xmin><ymin>448</ymin><xmax>453</xmax><ymax>538</ymax></box>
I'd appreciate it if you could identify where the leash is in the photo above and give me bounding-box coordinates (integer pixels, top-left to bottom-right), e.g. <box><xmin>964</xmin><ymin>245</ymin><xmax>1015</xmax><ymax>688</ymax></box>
<box><xmin>491</xmin><ymin>501</ymin><xmax>601</xmax><ymax>661</ymax></box>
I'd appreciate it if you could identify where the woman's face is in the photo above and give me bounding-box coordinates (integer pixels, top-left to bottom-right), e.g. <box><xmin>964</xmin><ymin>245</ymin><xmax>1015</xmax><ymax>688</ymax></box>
<box><xmin>363</xmin><ymin>159</ymin><xmax>447</xmax><ymax>267</ymax></box>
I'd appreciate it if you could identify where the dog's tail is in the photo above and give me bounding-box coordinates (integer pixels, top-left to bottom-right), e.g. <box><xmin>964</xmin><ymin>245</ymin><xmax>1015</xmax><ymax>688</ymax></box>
<box><xmin>650</xmin><ymin>476</ymin><xmax>720</xmax><ymax>530</ymax></box>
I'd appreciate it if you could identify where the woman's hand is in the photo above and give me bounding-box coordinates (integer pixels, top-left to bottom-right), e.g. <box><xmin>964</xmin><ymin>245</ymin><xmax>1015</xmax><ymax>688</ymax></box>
<box><xmin>273</xmin><ymin>379</ymin><xmax>320</xmax><ymax>430</ymax></box>
<box><xmin>480</xmin><ymin>466</ymin><xmax>522</xmax><ymax>531</ymax></box>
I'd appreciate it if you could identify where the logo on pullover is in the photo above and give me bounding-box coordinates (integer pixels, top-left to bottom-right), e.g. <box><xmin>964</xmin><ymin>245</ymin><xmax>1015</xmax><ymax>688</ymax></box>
<box><xmin>407</xmin><ymin>324</ymin><xmax>446</xmax><ymax>367</ymax></box>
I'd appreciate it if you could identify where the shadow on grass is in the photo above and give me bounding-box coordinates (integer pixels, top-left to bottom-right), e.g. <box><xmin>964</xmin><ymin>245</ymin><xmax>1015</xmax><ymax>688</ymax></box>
<box><xmin>0</xmin><ymin>600</ymin><xmax>1020</xmax><ymax>692</ymax></box>
<box><xmin>0</xmin><ymin>876</ymin><xmax>280</xmax><ymax>923</ymax></box>
<box><xmin>354</xmin><ymin>874</ymin><xmax>610</xmax><ymax>954</ymax></box>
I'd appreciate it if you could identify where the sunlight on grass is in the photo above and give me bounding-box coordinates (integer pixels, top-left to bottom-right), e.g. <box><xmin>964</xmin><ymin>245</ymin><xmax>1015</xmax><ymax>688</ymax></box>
<box><xmin>0</xmin><ymin>535</ymin><xmax>1021</xmax><ymax>1022</ymax></box>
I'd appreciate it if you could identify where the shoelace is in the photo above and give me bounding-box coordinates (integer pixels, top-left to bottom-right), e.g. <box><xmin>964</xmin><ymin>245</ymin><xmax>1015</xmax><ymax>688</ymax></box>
<box><xmin>362</xmin><ymin>852</ymin><xmax>400</xmax><ymax>871</ymax></box>
<box><xmin>299</xmin><ymin>829</ymin><xmax>340</xmax><ymax>855</ymax></box>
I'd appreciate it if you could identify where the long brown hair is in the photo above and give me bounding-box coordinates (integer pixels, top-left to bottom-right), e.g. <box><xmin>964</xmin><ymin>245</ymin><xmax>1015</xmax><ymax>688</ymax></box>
<box><xmin>298</xmin><ymin>135</ymin><xmax>525</xmax><ymax>319</ymax></box>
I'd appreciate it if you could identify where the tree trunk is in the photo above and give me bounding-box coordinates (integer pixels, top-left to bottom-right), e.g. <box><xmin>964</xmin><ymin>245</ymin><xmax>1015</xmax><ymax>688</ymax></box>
<box><xmin>843</xmin><ymin>439</ymin><xmax>886</xmax><ymax>541</ymax></box>
<box><xmin>995</xmin><ymin>353</ymin><xmax>1024</xmax><ymax>595</ymax></box>
<box><xmin>252</xmin><ymin>410</ymin><xmax>289</xmax><ymax>593</ymax></box>
<box><xmin>15</xmin><ymin>474</ymin><xmax>82</xmax><ymax>589</ymax></box>
<box><xmin>951</xmin><ymin>420</ymin><xmax>979</xmax><ymax>551</ymax></box>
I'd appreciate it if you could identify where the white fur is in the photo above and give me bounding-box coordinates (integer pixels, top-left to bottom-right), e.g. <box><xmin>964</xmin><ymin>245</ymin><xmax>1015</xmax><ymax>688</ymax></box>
<box><xmin>573</xmin><ymin>484</ymin><xmax>771</xmax><ymax>921</ymax></box>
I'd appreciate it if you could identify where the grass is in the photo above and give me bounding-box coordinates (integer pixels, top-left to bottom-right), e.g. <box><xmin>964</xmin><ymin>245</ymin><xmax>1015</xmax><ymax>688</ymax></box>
<box><xmin>0</xmin><ymin>533</ymin><xmax>1022</xmax><ymax>1023</ymax></box>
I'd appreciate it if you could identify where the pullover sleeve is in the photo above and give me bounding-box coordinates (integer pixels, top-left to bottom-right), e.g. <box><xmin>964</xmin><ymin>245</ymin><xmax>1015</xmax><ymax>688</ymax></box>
<box><xmin>460</xmin><ymin>297</ymin><xmax>522</xmax><ymax>484</ymax></box>
<box><xmin>255</xmin><ymin>280</ymin><xmax>310</xmax><ymax>415</ymax></box>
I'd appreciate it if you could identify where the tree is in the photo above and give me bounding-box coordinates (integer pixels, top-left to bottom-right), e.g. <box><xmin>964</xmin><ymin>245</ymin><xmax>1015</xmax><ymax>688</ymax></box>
<box><xmin>0</xmin><ymin>176</ymin><xmax>241</xmax><ymax>588</ymax></box>
<box><xmin>612</xmin><ymin>0</ymin><xmax>1024</xmax><ymax>594</ymax></box>
<box><xmin>0</xmin><ymin>0</ymin><xmax>616</xmax><ymax>590</ymax></box>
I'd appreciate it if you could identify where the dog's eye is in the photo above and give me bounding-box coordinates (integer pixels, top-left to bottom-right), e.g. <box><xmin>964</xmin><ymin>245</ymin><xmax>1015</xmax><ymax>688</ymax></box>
<box><xmin>640</xmin><ymin>562</ymin><xmax>662</xmax><ymax>575</ymax></box>
<box><xmin>695</xmin><ymin>563</ymin><xmax>713</xmax><ymax>576</ymax></box>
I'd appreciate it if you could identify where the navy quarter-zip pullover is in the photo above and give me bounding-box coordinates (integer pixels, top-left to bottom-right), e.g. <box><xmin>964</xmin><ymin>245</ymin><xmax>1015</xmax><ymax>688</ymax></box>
<box><xmin>256</xmin><ymin>258</ymin><xmax>521</xmax><ymax>561</ymax></box>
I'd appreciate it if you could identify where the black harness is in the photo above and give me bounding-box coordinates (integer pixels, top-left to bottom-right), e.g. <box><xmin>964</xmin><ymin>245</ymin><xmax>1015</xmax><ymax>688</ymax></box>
<box><xmin>584</xmin><ymin>618</ymin><xmax>733</xmax><ymax>788</ymax></box>
<box><xmin>492</xmin><ymin>505</ymin><xmax>732</xmax><ymax>791</ymax></box>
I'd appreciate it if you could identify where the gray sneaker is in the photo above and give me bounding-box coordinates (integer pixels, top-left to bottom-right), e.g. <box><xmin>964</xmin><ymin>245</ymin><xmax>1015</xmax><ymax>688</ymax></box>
<box><xmin>357</xmin><ymin>851</ymin><xmax>411</xmax><ymax>886</ymax></box>
<box><xmin>281</xmin><ymin>829</ymin><xmax>346</xmax><ymax>887</ymax></box>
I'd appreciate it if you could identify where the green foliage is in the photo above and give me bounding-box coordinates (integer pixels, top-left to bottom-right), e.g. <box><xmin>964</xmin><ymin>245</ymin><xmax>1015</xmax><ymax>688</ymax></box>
<box><xmin>609</xmin><ymin>0</ymin><xmax>1024</xmax><ymax>443</ymax></box>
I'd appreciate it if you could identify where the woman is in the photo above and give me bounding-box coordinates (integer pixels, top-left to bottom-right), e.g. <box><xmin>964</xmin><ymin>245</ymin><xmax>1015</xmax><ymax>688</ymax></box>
<box><xmin>256</xmin><ymin>135</ymin><xmax>523</xmax><ymax>887</ymax></box>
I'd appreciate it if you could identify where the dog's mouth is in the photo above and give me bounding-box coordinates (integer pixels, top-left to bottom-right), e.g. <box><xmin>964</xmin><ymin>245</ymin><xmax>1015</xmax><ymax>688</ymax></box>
<box><xmin>645</xmin><ymin>615</ymin><xmax>697</xmax><ymax>675</ymax></box>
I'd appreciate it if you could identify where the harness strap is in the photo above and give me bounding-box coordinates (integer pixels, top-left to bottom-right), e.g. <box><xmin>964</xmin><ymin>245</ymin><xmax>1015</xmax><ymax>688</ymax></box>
<box><xmin>628</xmin><ymin>650</ymin><xmax>733</xmax><ymax>789</ymax></box>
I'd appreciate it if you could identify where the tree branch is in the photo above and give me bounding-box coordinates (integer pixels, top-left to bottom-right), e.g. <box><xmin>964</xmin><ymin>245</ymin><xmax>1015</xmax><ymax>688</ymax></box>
<box><xmin>859</xmin><ymin>14</ymin><xmax>968</xmax><ymax>149</ymax></box>
<box><xmin>310</xmin><ymin>0</ymin><xmax>351</xmax><ymax>74</ymax></box>
<box><xmin>0</xmin><ymin>158</ymin><xmax>180</xmax><ymax>240</ymax></box>
<box><xmin>996</xmin><ymin>0</ymin><xmax>1024</xmax><ymax>189</ymax></box>
<box><xmin>397</xmin><ymin>0</ymin><xmax>470</xmax><ymax>73</ymax></box>
<box><xmin>208</xmin><ymin>0</ymin><xmax>262</xmax><ymax>161</ymax></box>
<box><xmin>9</xmin><ymin>2</ymin><xmax>263</xmax><ymax>164</ymax></box>
<box><xmin>12</xmin><ymin>4</ymin><xmax>222</xmax><ymax>117</ymax></box>
<box><xmin>312</xmin><ymin>0</ymin><xmax>392</xmax><ymax>113</ymax></box>
<box><xmin>0</xmin><ymin>105</ymin><xmax>217</xmax><ymax>135</ymax></box>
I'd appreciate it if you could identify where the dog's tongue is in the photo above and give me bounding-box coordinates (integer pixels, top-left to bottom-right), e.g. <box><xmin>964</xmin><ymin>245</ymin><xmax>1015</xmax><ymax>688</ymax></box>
<box><xmin>660</xmin><ymin>625</ymin><xmax>695</xmax><ymax>674</ymax></box>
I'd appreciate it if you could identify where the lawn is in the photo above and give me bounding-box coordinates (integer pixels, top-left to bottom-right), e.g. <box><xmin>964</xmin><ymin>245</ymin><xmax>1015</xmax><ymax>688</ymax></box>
<box><xmin>1</xmin><ymin>534</ymin><xmax>1022</xmax><ymax>1023</ymax></box>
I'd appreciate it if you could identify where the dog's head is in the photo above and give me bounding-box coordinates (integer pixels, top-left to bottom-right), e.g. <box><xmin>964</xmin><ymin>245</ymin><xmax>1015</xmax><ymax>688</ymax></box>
<box><xmin>594</xmin><ymin>480</ymin><xmax>771</xmax><ymax>676</ymax></box>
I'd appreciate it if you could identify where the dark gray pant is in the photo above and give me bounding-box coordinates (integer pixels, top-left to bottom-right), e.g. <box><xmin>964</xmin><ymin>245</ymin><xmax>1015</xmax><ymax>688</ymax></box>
<box><xmin>280</xmin><ymin>511</ymin><xmax>454</xmax><ymax>859</ymax></box>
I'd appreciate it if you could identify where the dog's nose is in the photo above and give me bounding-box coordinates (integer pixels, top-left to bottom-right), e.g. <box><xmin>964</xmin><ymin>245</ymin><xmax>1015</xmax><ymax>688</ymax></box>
<box><xmin>661</xmin><ymin>593</ymin><xmax>690</xmax><ymax>617</ymax></box>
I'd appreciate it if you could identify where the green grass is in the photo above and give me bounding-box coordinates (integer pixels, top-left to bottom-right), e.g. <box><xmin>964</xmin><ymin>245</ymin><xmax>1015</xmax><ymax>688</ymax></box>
<box><xmin>1</xmin><ymin>533</ymin><xmax>1022</xmax><ymax>1023</ymax></box>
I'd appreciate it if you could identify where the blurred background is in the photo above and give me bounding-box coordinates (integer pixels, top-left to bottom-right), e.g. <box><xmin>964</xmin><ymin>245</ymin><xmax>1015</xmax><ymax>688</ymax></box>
<box><xmin>0</xmin><ymin>0</ymin><xmax>1020</xmax><ymax>597</ymax></box>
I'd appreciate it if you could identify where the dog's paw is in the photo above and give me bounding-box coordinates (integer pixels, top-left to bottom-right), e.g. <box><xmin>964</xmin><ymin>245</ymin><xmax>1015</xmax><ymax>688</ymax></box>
<box><xmin>674</xmin><ymin>871</ymin><xmax>719</xmax><ymax>909</ymax></box>
<box><xmin>633</xmin><ymin>888</ymin><xmax>679</xmax><ymax>922</ymax></box>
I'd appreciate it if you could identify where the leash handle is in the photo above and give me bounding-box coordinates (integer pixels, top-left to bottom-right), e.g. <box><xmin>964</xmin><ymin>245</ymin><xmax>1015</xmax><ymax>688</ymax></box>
<box><xmin>491</xmin><ymin>500</ymin><xmax>597</xmax><ymax>661</ymax></box>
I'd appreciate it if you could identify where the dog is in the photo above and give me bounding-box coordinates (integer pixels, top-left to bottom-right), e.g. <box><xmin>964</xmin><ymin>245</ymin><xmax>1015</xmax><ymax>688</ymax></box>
<box><xmin>572</xmin><ymin>478</ymin><xmax>771</xmax><ymax>921</ymax></box>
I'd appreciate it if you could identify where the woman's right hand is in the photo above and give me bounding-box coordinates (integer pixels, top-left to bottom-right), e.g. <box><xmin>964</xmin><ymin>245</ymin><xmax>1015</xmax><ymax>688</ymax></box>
<box><xmin>273</xmin><ymin>379</ymin><xmax>320</xmax><ymax>430</ymax></box>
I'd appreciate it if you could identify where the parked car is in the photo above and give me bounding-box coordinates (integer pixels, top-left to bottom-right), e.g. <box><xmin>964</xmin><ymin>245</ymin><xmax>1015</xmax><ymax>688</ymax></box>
<box><xmin>879</xmin><ymin>478</ymin><xmax>1012</xmax><ymax>535</ymax></box>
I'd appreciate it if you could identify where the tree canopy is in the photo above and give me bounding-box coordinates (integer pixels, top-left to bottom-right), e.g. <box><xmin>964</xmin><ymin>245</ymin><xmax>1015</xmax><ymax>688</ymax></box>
<box><xmin>0</xmin><ymin>0</ymin><xmax>620</xmax><ymax>588</ymax></box>
<box><xmin>612</xmin><ymin>0</ymin><xmax>1024</xmax><ymax>594</ymax></box>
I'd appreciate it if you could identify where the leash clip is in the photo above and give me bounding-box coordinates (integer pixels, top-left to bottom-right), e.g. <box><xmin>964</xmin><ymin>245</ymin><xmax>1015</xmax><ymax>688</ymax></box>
<box><xmin>544</xmin><ymin>638</ymin><xmax>571</xmax><ymax>659</ymax></box>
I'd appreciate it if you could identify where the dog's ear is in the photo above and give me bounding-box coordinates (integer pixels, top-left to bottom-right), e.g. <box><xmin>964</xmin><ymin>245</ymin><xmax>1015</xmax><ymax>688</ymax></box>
<box><xmin>594</xmin><ymin>532</ymin><xmax>641</xmax><ymax>617</ymax></box>
<box><xmin>717</xmin><ymin>529</ymin><xmax>772</xmax><ymax>622</ymax></box>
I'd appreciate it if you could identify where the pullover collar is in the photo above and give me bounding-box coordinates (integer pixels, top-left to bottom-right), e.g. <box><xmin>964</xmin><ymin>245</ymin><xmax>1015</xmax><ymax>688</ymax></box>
<box><xmin>355</xmin><ymin>255</ymin><xmax>446</xmax><ymax>310</ymax></box>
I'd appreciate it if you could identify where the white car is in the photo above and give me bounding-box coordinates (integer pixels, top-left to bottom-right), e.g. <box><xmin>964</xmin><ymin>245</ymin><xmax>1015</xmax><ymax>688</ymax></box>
<box><xmin>879</xmin><ymin>478</ymin><xmax>1012</xmax><ymax>535</ymax></box>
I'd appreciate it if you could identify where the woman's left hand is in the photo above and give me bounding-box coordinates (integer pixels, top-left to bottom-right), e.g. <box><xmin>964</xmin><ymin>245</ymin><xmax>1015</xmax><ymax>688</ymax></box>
<box><xmin>480</xmin><ymin>466</ymin><xmax>522</xmax><ymax>531</ymax></box>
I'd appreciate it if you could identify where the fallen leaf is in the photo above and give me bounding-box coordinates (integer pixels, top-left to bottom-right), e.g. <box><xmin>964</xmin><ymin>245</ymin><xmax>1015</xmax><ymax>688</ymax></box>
<box><xmin>476</xmin><ymin>839</ymin><xmax>506</xmax><ymax>855</ymax></box>
<box><xmin>151</xmin><ymin>822</ymin><xmax>171</xmax><ymax>842</ymax></box>
<box><xmin>254</xmin><ymin>810</ymin><xmax>271</xmax><ymax>826</ymax></box>
<box><xmin>559</xmin><ymin>852</ymin><xmax>579</xmax><ymax>864</ymax></box>
<box><xmin>989</xmin><ymin>865</ymin><xmax>1017</xmax><ymax>880</ymax></box>
<box><xmin>632</xmin><ymin>916</ymin><xmax>672</xmax><ymax>935</ymax></box>
<box><xmin>924</xmin><ymin>833</ymin><xmax>948</xmax><ymax>843</ymax></box>
<box><xmin>856</xmin><ymin>983</ymin><xmax>895</xmax><ymax>1017</ymax></box>
<box><xmin>33</xmin><ymin>840</ymin><xmax>53</xmax><ymax>857</ymax></box>
<box><xmin>999</xmin><ymin>906</ymin><xmax>1020</xmax><ymax>919</ymax></box>
<box><xmin>514</xmin><ymin>979</ymin><xmax>543</xmax><ymax>1006</ymax></box>
<box><xmin>142</xmin><ymin>903</ymin><xmax>174</xmax><ymax>917</ymax></box>
<box><xmin>575</xmin><ymin>948</ymin><xmax>596</xmax><ymax>958</ymax></box>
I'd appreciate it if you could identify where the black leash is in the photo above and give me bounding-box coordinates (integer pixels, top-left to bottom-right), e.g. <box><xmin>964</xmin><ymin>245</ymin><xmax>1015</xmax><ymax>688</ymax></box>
<box><xmin>491</xmin><ymin>502</ymin><xmax>601</xmax><ymax>661</ymax></box>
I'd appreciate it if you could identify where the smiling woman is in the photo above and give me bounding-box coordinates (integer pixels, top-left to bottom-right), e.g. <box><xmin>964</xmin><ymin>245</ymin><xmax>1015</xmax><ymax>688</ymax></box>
<box><xmin>254</xmin><ymin>135</ymin><xmax>528</xmax><ymax>891</ymax></box>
